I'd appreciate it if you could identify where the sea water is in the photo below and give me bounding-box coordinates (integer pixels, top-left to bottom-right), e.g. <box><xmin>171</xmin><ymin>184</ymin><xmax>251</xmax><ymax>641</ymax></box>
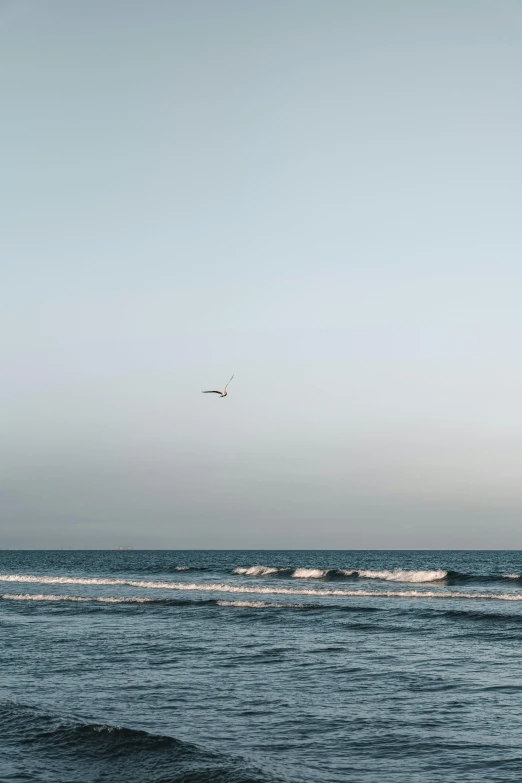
<box><xmin>1</xmin><ymin>549</ymin><xmax>522</xmax><ymax>782</ymax></box>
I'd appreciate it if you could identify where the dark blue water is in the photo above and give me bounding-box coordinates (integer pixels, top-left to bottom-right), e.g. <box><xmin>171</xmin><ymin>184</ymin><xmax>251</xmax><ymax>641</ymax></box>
<box><xmin>2</xmin><ymin>550</ymin><xmax>522</xmax><ymax>782</ymax></box>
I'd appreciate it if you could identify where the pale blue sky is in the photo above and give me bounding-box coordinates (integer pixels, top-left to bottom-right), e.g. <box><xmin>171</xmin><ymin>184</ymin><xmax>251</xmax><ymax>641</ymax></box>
<box><xmin>2</xmin><ymin>0</ymin><xmax>522</xmax><ymax>548</ymax></box>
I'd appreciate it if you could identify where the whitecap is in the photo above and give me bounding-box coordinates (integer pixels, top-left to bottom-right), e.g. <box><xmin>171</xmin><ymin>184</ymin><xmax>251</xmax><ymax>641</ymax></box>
<box><xmin>357</xmin><ymin>569</ymin><xmax>447</xmax><ymax>583</ymax></box>
<box><xmin>233</xmin><ymin>566</ymin><xmax>280</xmax><ymax>577</ymax></box>
<box><xmin>292</xmin><ymin>568</ymin><xmax>327</xmax><ymax>579</ymax></box>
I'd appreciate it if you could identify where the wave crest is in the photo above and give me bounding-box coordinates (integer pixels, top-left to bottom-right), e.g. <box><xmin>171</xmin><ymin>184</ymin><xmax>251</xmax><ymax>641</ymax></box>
<box><xmin>292</xmin><ymin>568</ymin><xmax>327</xmax><ymax>579</ymax></box>
<box><xmin>232</xmin><ymin>566</ymin><xmax>446</xmax><ymax>583</ymax></box>
<box><xmin>357</xmin><ymin>569</ymin><xmax>447</xmax><ymax>583</ymax></box>
<box><xmin>233</xmin><ymin>566</ymin><xmax>281</xmax><ymax>577</ymax></box>
<box><xmin>2</xmin><ymin>574</ymin><xmax>522</xmax><ymax>602</ymax></box>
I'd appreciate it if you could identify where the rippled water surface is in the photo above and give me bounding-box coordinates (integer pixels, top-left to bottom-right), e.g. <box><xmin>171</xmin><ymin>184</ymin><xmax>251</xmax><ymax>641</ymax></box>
<box><xmin>2</xmin><ymin>550</ymin><xmax>522</xmax><ymax>782</ymax></box>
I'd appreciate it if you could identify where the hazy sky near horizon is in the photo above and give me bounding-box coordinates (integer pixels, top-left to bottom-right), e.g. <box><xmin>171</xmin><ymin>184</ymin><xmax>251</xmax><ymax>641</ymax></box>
<box><xmin>2</xmin><ymin>0</ymin><xmax>522</xmax><ymax>548</ymax></box>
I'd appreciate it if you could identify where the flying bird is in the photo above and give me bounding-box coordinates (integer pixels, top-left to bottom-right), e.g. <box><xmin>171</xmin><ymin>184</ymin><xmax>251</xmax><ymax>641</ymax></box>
<box><xmin>202</xmin><ymin>375</ymin><xmax>234</xmax><ymax>397</ymax></box>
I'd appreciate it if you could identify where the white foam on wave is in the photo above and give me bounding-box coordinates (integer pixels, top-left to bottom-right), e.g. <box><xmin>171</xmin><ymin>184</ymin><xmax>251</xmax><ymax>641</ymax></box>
<box><xmin>0</xmin><ymin>574</ymin><xmax>130</xmax><ymax>586</ymax></box>
<box><xmin>0</xmin><ymin>593</ymin><xmax>154</xmax><ymax>603</ymax></box>
<box><xmin>233</xmin><ymin>565</ymin><xmax>444</xmax><ymax>582</ymax></box>
<box><xmin>292</xmin><ymin>568</ymin><xmax>327</xmax><ymax>579</ymax></box>
<box><xmin>504</xmin><ymin>574</ymin><xmax>521</xmax><ymax>579</ymax></box>
<box><xmin>233</xmin><ymin>566</ymin><xmax>280</xmax><ymax>576</ymax></box>
<box><xmin>175</xmin><ymin>566</ymin><xmax>190</xmax><ymax>571</ymax></box>
<box><xmin>357</xmin><ymin>569</ymin><xmax>447</xmax><ymax>583</ymax></box>
<box><xmin>235</xmin><ymin>566</ymin><xmax>334</xmax><ymax>579</ymax></box>
<box><xmin>1</xmin><ymin>574</ymin><xmax>521</xmax><ymax>601</ymax></box>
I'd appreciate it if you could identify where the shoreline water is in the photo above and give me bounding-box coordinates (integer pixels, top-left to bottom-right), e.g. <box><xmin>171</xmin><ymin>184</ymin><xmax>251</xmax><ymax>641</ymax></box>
<box><xmin>2</xmin><ymin>549</ymin><xmax>522</xmax><ymax>782</ymax></box>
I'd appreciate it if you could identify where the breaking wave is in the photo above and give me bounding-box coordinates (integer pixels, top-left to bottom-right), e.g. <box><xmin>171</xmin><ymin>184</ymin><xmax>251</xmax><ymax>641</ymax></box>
<box><xmin>234</xmin><ymin>566</ymin><xmax>283</xmax><ymax>577</ymax></box>
<box><xmin>293</xmin><ymin>568</ymin><xmax>330</xmax><ymax>579</ymax></box>
<box><xmin>231</xmin><ymin>566</ymin><xmax>522</xmax><ymax>585</ymax></box>
<box><xmin>233</xmin><ymin>565</ymin><xmax>445</xmax><ymax>582</ymax></box>
<box><xmin>357</xmin><ymin>569</ymin><xmax>447</xmax><ymax>582</ymax></box>
<box><xmin>1</xmin><ymin>574</ymin><xmax>522</xmax><ymax>601</ymax></box>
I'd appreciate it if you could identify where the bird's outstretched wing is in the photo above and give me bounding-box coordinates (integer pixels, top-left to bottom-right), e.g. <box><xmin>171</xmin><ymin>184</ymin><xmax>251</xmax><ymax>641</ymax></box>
<box><xmin>224</xmin><ymin>374</ymin><xmax>234</xmax><ymax>393</ymax></box>
<box><xmin>202</xmin><ymin>390</ymin><xmax>222</xmax><ymax>394</ymax></box>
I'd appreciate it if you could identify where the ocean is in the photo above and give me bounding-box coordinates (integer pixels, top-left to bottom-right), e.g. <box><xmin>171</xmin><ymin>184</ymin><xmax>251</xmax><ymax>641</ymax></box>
<box><xmin>1</xmin><ymin>549</ymin><xmax>522</xmax><ymax>782</ymax></box>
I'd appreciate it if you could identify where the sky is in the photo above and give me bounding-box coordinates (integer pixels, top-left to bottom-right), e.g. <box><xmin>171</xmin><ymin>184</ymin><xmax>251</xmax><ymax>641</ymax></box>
<box><xmin>2</xmin><ymin>0</ymin><xmax>522</xmax><ymax>549</ymax></box>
